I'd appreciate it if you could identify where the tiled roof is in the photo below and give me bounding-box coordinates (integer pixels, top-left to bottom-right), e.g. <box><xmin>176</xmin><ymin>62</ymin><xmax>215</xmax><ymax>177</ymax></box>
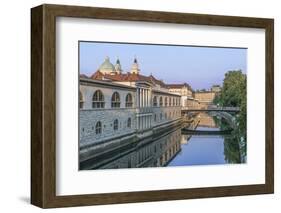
<box><xmin>89</xmin><ymin>71</ymin><xmax>167</xmax><ymax>87</ymax></box>
<box><xmin>80</xmin><ymin>74</ymin><xmax>89</xmax><ymax>78</ymax></box>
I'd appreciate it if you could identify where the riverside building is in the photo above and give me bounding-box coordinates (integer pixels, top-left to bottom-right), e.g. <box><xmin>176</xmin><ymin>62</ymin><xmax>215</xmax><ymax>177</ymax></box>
<box><xmin>79</xmin><ymin>57</ymin><xmax>182</xmax><ymax>169</ymax></box>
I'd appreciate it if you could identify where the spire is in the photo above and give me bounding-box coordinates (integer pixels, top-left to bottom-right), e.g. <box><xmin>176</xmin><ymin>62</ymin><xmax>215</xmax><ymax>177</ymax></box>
<box><xmin>116</xmin><ymin>57</ymin><xmax>120</xmax><ymax>64</ymax></box>
<box><xmin>130</xmin><ymin>56</ymin><xmax>140</xmax><ymax>74</ymax></box>
<box><xmin>115</xmin><ymin>57</ymin><xmax>122</xmax><ymax>74</ymax></box>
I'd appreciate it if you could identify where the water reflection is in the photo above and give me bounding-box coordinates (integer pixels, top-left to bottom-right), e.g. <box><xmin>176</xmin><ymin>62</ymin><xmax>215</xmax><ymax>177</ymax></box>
<box><xmin>89</xmin><ymin>112</ymin><xmax>244</xmax><ymax>170</ymax></box>
<box><xmin>168</xmin><ymin>112</ymin><xmax>243</xmax><ymax>166</ymax></box>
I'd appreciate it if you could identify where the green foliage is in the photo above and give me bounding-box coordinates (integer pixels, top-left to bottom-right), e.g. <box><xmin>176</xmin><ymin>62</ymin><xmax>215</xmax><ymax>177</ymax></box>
<box><xmin>215</xmin><ymin>70</ymin><xmax>247</xmax><ymax>161</ymax></box>
<box><xmin>220</xmin><ymin>70</ymin><xmax>246</xmax><ymax>107</ymax></box>
<box><xmin>213</xmin><ymin>93</ymin><xmax>222</xmax><ymax>106</ymax></box>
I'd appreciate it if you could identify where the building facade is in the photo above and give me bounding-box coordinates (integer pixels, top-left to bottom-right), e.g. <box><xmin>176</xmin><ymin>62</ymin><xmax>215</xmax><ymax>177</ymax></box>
<box><xmin>167</xmin><ymin>83</ymin><xmax>203</xmax><ymax>109</ymax></box>
<box><xmin>79</xmin><ymin>57</ymin><xmax>182</xmax><ymax>169</ymax></box>
<box><xmin>193</xmin><ymin>91</ymin><xmax>216</xmax><ymax>108</ymax></box>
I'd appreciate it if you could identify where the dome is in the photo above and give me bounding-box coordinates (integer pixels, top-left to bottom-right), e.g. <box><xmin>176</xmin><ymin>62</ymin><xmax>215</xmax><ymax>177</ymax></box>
<box><xmin>99</xmin><ymin>56</ymin><xmax>115</xmax><ymax>73</ymax></box>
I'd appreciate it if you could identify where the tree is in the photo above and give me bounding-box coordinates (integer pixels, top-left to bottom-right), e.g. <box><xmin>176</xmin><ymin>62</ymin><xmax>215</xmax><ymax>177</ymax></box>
<box><xmin>220</xmin><ymin>70</ymin><xmax>246</xmax><ymax>107</ymax></box>
<box><xmin>216</xmin><ymin>70</ymin><xmax>247</xmax><ymax>160</ymax></box>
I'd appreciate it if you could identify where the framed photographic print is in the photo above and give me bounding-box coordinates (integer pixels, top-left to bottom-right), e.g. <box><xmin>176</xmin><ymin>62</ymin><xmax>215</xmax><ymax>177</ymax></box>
<box><xmin>31</xmin><ymin>4</ymin><xmax>274</xmax><ymax>208</ymax></box>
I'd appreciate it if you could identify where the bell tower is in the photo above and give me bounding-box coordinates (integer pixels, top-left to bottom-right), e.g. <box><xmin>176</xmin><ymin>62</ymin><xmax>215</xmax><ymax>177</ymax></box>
<box><xmin>130</xmin><ymin>57</ymin><xmax>140</xmax><ymax>74</ymax></box>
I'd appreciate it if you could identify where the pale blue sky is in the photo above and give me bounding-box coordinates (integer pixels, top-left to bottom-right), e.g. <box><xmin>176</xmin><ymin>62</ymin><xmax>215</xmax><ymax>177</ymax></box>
<box><xmin>79</xmin><ymin>41</ymin><xmax>247</xmax><ymax>90</ymax></box>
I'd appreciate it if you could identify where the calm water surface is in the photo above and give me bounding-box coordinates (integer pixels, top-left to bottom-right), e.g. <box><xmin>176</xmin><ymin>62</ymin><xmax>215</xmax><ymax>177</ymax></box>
<box><xmin>168</xmin><ymin>113</ymin><xmax>243</xmax><ymax>166</ymax></box>
<box><xmin>87</xmin><ymin>112</ymin><xmax>243</xmax><ymax>170</ymax></box>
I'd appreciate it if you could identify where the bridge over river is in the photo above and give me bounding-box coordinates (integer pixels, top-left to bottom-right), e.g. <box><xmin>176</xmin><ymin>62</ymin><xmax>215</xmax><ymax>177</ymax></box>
<box><xmin>181</xmin><ymin>106</ymin><xmax>240</xmax><ymax>135</ymax></box>
<box><xmin>181</xmin><ymin>106</ymin><xmax>240</xmax><ymax>113</ymax></box>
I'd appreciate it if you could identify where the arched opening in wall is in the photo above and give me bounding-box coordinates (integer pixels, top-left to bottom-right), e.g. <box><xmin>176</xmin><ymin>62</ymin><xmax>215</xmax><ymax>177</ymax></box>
<box><xmin>111</xmin><ymin>92</ymin><xmax>121</xmax><ymax>108</ymax></box>
<box><xmin>159</xmin><ymin>96</ymin><xmax>163</xmax><ymax>106</ymax></box>
<box><xmin>92</xmin><ymin>90</ymin><xmax>105</xmax><ymax>108</ymax></box>
<box><xmin>127</xmin><ymin>118</ymin><xmax>131</xmax><ymax>128</ymax></box>
<box><xmin>153</xmin><ymin>96</ymin><xmax>158</xmax><ymax>107</ymax></box>
<box><xmin>125</xmin><ymin>93</ymin><xmax>133</xmax><ymax>107</ymax></box>
<box><xmin>165</xmin><ymin>97</ymin><xmax>168</xmax><ymax>106</ymax></box>
<box><xmin>95</xmin><ymin>121</ymin><xmax>102</xmax><ymax>135</ymax></box>
<box><xmin>79</xmin><ymin>90</ymin><xmax>84</xmax><ymax>109</ymax></box>
<box><xmin>113</xmin><ymin>119</ymin><xmax>119</xmax><ymax>130</ymax></box>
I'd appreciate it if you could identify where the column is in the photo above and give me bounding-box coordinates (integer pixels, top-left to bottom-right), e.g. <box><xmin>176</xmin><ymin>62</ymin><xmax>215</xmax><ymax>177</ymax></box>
<box><xmin>149</xmin><ymin>89</ymin><xmax>152</xmax><ymax>107</ymax></box>
<box><xmin>144</xmin><ymin>89</ymin><xmax>147</xmax><ymax>107</ymax></box>
<box><xmin>141</xmin><ymin>89</ymin><xmax>144</xmax><ymax>107</ymax></box>
<box><xmin>137</xmin><ymin>88</ymin><xmax>140</xmax><ymax>108</ymax></box>
<box><xmin>143</xmin><ymin>89</ymin><xmax>146</xmax><ymax>107</ymax></box>
<box><xmin>140</xmin><ymin>89</ymin><xmax>143</xmax><ymax>107</ymax></box>
<box><xmin>146</xmin><ymin>89</ymin><xmax>149</xmax><ymax>107</ymax></box>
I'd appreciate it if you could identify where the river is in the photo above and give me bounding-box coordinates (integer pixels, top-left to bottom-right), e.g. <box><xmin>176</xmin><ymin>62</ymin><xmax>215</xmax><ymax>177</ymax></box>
<box><xmin>87</xmin><ymin>112</ymin><xmax>244</xmax><ymax>170</ymax></box>
<box><xmin>168</xmin><ymin>112</ymin><xmax>244</xmax><ymax>166</ymax></box>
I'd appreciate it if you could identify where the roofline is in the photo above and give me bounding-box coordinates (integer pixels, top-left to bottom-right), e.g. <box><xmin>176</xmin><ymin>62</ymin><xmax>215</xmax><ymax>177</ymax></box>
<box><xmin>194</xmin><ymin>91</ymin><xmax>216</xmax><ymax>94</ymax></box>
<box><xmin>80</xmin><ymin>77</ymin><xmax>136</xmax><ymax>91</ymax></box>
<box><xmin>152</xmin><ymin>89</ymin><xmax>181</xmax><ymax>97</ymax></box>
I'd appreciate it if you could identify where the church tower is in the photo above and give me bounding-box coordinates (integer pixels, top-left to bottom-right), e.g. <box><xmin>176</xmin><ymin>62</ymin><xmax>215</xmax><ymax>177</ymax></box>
<box><xmin>130</xmin><ymin>57</ymin><xmax>140</xmax><ymax>74</ymax></box>
<box><xmin>115</xmin><ymin>58</ymin><xmax>122</xmax><ymax>74</ymax></box>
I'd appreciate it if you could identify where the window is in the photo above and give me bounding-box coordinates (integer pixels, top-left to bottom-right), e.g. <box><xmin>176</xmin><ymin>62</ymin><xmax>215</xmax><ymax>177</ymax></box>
<box><xmin>92</xmin><ymin>90</ymin><xmax>104</xmax><ymax>108</ymax></box>
<box><xmin>127</xmin><ymin>118</ymin><xmax>131</xmax><ymax>128</ymax></box>
<box><xmin>165</xmin><ymin>97</ymin><xmax>168</xmax><ymax>106</ymax></box>
<box><xmin>159</xmin><ymin>96</ymin><xmax>163</xmax><ymax>106</ymax></box>
<box><xmin>160</xmin><ymin>113</ymin><xmax>162</xmax><ymax>120</ymax></box>
<box><xmin>111</xmin><ymin>92</ymin><xmax>120</xmax><ymax>108</ymax></box>
<box><xmin>165</xmin><ymin>113</ymin><xmax>167</xmax><ymax>119</ymax></box>
<box><xmin>79</xmin><ymin>91</ymin><xmax>84</xmax><ymax>109</ymax></box>
<box><xmin>153</xmin><ymin>96</ymin><xmax>158</xmax><ymax>107</ymax></box>
<box><xmin>125</xmin><ymin>93</ymin><xmax>133</xmax><ymax>107</ymax></box>
<box><xmin>113</xmin><ymin>119</ymin><xmax>118</xmax><ymax>130</ymax></box>
<box><xmin>173</xmin><ymin>98</ymin><xmax>175</xmax><ymax>106</ymax></box>
<box><xmin>154</xmin><ymin>114</ymin><xmax>157</xmax><ymax>122</ymax></box>
<box><xmin>95</xmin><ymin>121</ymin><xmax>102</xmax><ymax>134</ymax></box>
<box><xmin>169</xmin><ymin>97</ymin><xmax>171</xmax><ymax>106</ymax></box>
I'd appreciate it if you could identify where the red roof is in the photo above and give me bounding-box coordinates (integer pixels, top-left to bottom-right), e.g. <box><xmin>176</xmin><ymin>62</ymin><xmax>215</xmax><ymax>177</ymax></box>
<box><xmin>80</xmin><ymin>74</ymin><xmax>89</xmax><ymax>78</ymax></box>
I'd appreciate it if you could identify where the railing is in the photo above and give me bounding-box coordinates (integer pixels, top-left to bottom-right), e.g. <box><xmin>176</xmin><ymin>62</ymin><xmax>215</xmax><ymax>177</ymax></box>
<box><xmin>181</xmin><ymin>106</ymin><xmax>240</xmax><ymax>112</ymax></box>
<box><xmin>207</xmin><ymin>105</ymin><xmax>240</xmax><ymax>111</ymax></box>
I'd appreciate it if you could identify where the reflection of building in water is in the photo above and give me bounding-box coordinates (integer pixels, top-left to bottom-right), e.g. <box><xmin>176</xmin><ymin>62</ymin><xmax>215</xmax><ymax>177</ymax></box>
<box><xmin>181</xmin><ymin>134</ymin><xmax>191</xmax><ymax>144</ymax></box>
<box><xmin>197</xmin><ymin>113</ymin><xmax>217</xmax><ymax>128</ymax></box>
<box><xmin>79</xmin><ymin>57</ymin><xmax>182</xmax><ymax>169</ymax></box>
<box><xmin>85</xmin><ymin>128</ymin><xmax>182</xmax><ymax>169</ymax></box>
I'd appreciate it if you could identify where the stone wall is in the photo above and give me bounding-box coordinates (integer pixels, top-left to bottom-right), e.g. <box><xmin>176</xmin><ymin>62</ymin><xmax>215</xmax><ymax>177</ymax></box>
<box><xmin>80</xmin><ymin>108</ymin><xmax>136</xmax><ymax>147</ymax></box>
<box><xmin>152</xmin><ymin>106</ymin><xmax>181</xmax><ymax>126</ymax></box>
